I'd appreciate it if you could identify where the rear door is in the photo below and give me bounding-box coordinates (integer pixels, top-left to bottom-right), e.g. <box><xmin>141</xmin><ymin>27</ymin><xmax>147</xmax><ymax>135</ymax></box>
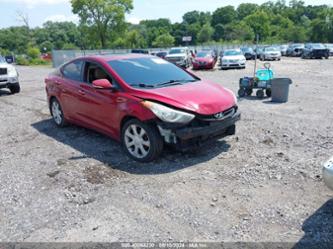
<box><xmin>57</xmin><ymin>60</ymin><xmax>84</xmax><ymax>120</ymax></box>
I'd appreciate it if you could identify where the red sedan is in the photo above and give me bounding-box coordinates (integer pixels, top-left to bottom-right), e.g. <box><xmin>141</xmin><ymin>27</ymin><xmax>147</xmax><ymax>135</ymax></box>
<box><xmin>192</xmin><ymin>51</ymin><xmax>217</xmax><ymax>70</ymax></box>
<box><xmin>45</xmin><ymin>54</ymin><xmax>240</xmax><ymax>162</ymax></box>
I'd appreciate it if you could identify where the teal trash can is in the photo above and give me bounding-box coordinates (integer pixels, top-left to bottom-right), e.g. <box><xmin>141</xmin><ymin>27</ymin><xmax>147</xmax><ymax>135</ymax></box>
<box><xmin>271</xmin><ymin>78</ymin><xmax>292</xmax><ymax>103</ymax></box>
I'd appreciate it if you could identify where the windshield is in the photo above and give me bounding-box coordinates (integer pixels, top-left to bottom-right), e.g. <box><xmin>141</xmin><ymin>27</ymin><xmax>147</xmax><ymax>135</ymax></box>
<box><xmin>311</xmin><ymin>44</ymin><xmax>325</xmax><ymax>49</ymax></box>
<box><xmin>265</xmin><ymin>47</ymin><xmax>279</xmax><ymax>52</ymax></box>
<box><xmin>108</xmin><ymin>57</ymin><xmax>197</xmax><ymax>88</ymax></box>
<box><xmin>291</xmin><ymin>44</ymin><xmax>304</xmax><ymax>48</ymax></box>
<box><xmin>169</xmin><ymin>49</ymin><xmax>185</xmax><ymax>54</ymax></box>
<box><xmin>196</xmin><ymin>51</ymin><xmax>211</xmax><ymax>58</ymax></box>
<box><xmin>242</xmin><ymin>48</ymin><xmax>253</xmax><ymax>52</ymax></box>
<box><xmin>0</xmin><ymin>56</ymin><xmax>6</xmax><ymax>63</ymax></box>
<box><xmin>224</xmin><ymin>50</ymin><xmax>242</xmax><ymax>56</ymax></box>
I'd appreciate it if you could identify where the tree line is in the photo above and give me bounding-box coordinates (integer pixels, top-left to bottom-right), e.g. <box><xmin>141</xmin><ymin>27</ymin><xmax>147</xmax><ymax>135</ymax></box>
<box><xmin>0</xmin><ymin>0</ymin><xmax>333</xmax><ymax>57</ymax></box>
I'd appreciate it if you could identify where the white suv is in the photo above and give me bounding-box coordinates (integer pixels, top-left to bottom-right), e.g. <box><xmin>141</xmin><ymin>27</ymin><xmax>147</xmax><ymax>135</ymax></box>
<box><xmin>165</xmin><ymin>47</ymin><xmax>192</xmax><ymax>68</ymax></box>
<box><xmin>0</xmin><ymin>56</ymin><xmax>20</xmax><ymax>94</ymax></box>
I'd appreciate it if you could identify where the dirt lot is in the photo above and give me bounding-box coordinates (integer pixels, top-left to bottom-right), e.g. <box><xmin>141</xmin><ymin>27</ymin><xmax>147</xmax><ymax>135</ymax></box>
<box><xmin>0</xmin><ymin>58</ymin><xmax>332</xmax><ymax>244</ymax></box>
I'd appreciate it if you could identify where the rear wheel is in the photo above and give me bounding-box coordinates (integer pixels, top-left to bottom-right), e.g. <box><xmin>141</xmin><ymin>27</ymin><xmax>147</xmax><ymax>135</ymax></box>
<box><xmin>122</xmin><ymin>119</ymin><xmax>164</xmax><ymax>162</ymax></box>
<box><xmin>9</xmin><ymin>83</ymin><xmax>20</xmax><ymax>94</ymax></box>
<box><xmin>50</xmin><ymin>98</ymin><xmax>67</xmax><ymax>127</ymax></box>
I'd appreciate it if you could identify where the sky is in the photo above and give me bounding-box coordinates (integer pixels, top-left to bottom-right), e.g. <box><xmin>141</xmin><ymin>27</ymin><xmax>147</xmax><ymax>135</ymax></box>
<box><xmin>0</xmin><ymin>0</ymin><xmax>333</xmax><ymax>28</ymax></box>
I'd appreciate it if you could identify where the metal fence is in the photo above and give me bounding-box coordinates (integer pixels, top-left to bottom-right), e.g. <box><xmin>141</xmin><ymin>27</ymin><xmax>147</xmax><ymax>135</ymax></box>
<box><xmin>51</xmin><ymin>44</ymin><xmax>256</xmax><ymax>68</ymax></box>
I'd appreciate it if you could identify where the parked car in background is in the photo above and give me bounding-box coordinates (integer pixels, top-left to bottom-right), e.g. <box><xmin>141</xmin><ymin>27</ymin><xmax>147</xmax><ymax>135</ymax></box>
<box><xmin>220</xmin><ymin>49</ymin><xmax>246</xmax><ymax>70</ymax></box>
<box><xmin>165</xmin><ymin>47</ymin><xmax>192</xmax><ymax>68</ymax></box>
<box><xmin>0</xmin><ymin>56</ymin><xmax>20</xmax><ymax>94</ymax></box>
<box><xmin>5</xmin><ymin>55</ymin><xmax>15</xmax><ymax>64</ymax></box>
<box><xmin>323</xmin><ymin>156</ymin><xmax>333</xmax><ymax>190</ymax></box>
<box><xmin>302</xmin><ymin>43</ymin><xmax>330</xmax><ymax>59</ymax></box>
<box><xmin>325</xmin><ymin>44</ymin><xmax>333</xmax><ymax>56</ymax></box>
<box><xmin>45</xmin><ymin>54</ymin><xmax>240</xmax><ymax>162</ymax></box>
<box><xmin>286</xmin><ymin>44</ymin><xmax>304</xmax><ymax>57</ymax></box>
<box><xmin>156</xmin><ymin>51</ymin><xmax>168</xmax><ymax>59</ymax></box>
<box><xmin>192</xmin><ymin>50</ymin><xmax>217</xmax><ymax>70</ymax></box>
<box><xmin>131</xmin><ymin>49</ymin><xmax>149</xmax><ymax>54</ymax></box>
<box><xmin>260</xmin><ymin>46</ymin><xmax>282</xmax><ymax>61</ymax></box>
<box><xmin>241</xmin><ymin>47</ymin><xmax>256</xmax><ymax>60</ymax></box>
<box><xmin>280</xmin><ymin>44</ymin><xmax>288</xmax><ymax>56</ymax></box>
<box><xmin>255</xmin><ymin>46</ymin><xmax>264</xmax><ymax>58</ymax></box>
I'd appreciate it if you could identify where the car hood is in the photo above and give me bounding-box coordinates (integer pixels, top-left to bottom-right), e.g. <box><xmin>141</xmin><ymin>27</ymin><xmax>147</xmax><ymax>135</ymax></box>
<box><xmin>131</xmin><ymin>80</ymin><xmax>236</xmax><ymax>115</ymax></box>
<box><xmin>165</xmin><ymin>53</ymin><xmax>186</xmax><ymax>58</ymax></box>
<box><xmin>194</xmin><ymin>57</ymin><xmax>213</xmax><ymax>62</ymax></box>
<box><xmin>265</xmin><ymin>51</ymin><xmax>280</xmax><ymax>54</ymax></box>
<box><xmin>222</xmin><ymin>55</ymin><xmax>245</xmax><ymax>60</ymax></box>
<box><xmin>0</xmin><ymin>62</ymin><xmax>9</xmax><ymax>67</ymax></box>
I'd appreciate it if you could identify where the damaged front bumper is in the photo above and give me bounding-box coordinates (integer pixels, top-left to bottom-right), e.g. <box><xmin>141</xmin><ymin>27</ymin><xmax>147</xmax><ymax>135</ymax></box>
<box><xmin>157</xmin><ymin>109</ymin><xmax>241</xmax><ymax>150</ymax></box>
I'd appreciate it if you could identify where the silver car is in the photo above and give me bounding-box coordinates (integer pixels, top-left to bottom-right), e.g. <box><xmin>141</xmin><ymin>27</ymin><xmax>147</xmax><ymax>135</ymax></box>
<box><xmin>0</xmin><ymin>56</ymin><xmax>20</xmax><ymax>94</ymax></box>
<box><xmin>260</xmin><ymin>46</ymin><xmax>282</xmax><ymax>61</ymax></box>
<box><xmin>323</xmin><ymin>156</ymin><xmax>333</xmax><ymax>190</ymax></box>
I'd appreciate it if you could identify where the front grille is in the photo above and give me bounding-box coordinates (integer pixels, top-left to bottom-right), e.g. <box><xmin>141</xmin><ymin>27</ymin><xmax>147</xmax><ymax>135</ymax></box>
<box><xmin>196</xmin><ymin>106</ymin><xmax>238</xmax><ymax>122</ymax></box>
<box><xmin>167</xmin><ymin>57</ymin><xmax>182</xmax><ymax>62</ymax></box>
<box><xmin>0</xmin><ymin>68</ymin><xmax>7</xmax><ymax>75</ymax></box>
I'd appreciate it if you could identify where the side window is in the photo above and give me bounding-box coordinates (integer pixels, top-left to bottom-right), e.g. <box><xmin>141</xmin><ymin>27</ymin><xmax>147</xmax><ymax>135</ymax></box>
<box><xmin>84</xmin><ymin>62</ymin><xmax>113</xmax><ymax>85</ymax></box>
<box><xmin>62</xmin><ymin>61</ymin><xmax>83</xmax><ymax>81</ymax></box>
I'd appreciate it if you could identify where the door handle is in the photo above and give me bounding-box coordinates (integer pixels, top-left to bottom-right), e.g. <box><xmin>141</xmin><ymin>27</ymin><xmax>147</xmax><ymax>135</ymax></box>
<box><xmin>78</xmin><ymin>90</ymin><xmax>86</xmax><ymax>95</ymax></box>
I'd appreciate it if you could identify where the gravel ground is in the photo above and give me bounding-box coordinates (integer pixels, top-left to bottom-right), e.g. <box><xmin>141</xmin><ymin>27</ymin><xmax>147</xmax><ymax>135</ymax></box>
<box><xmin>0</xmin><ymin>58</ymin><xmax>332</xmax><ymax>244</ymax></box>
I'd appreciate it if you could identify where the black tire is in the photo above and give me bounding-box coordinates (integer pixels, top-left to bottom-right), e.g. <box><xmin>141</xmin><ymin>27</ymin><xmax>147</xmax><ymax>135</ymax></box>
<box><xmin>9</xmin><ymin>83</ymin><xmax>20</xmax><ymax>94</ymax></box>
<box><xmin>238</xmin><ymin>88</ymin><xmax>246</xmax><ymax>98</ymax></box>
<box><xmin>50</xmin><ymin>98</ymin><xmax>67</xmax><ymax>127</ymax></box>
<box><xmin>266</xmin><ymin>89</ymin><xmax>272</xmax><ymax>97</ymax></box>
<box><xmin>246</xmin><ymin>89</ymin><xmax>253</xmax><ymax>96</ymax></box>
<box><xmin>121</xmin><ymin>119</ymin><xmax>164</xmax><ymax>162</ymax></box>
<box><xmin>256</xmin><ymin>89</ymin><xmax>264</xmax><ymax>99</ymax></box>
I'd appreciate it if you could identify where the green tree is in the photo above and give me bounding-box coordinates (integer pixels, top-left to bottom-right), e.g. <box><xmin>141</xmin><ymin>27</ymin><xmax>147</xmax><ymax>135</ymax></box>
<box><xmin>71</xmin><ymin>0</ymin><xmax>133</xmax><ymax>48</ymax></box>
<box><xmin>27</xmin><ymin>47</ymin><xmax>41</xmax><ymax>59</ymax></box>
<box><xmin>197</xmin><ymin>23</ymin><xmax>214</xmax><ymax>43</ymax></box>
<box><xmin>211</xmin><ymin>6</ymin><xmax>237</xmax><ymax>27</ymax></box>
<box><xmin>125</xmin><ymin>29</ymin><xmax>147</xmax><ymax>48</ymax></box>
<box><xmin>237</xmin><ymin>3</ymin><xmax>259</xmax><ymax>20</ymax></box>
<box><xmin>244</xmin><ymin>10</ymin><xmax>271</xmax><ymax>41</ymax></box>
<box><xmin>223</xmin><ymin>22</ymin><xmax>255</xmax><ymax>41</ymax></box>
<box><xmin>152</xmin><ymin>33</ymin><xmax>175</xmax><ymax>48</ymax></box>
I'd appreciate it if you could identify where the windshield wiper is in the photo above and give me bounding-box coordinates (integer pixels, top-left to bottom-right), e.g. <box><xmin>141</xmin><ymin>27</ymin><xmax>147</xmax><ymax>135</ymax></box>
<box><xmin>131</xmin><ymin>83</ymin><xmax>156</xmax><ymax>88</ymax></box>
<box><xmin>157</xmin><ymin>79</ymin><xmax>197</xmax><ymax>87</ymax></box>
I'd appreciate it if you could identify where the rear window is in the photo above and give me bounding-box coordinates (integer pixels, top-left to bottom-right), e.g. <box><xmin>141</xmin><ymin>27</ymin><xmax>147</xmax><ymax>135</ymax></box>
<box><xmin>62</xmin><ymin>60</ymin><xmax>83</xmax><ymax>81</ymax></box>
<box><xmin>108</xmin><ymin>57</ymin><xmax>196</xmax><ymax>87</ymax></box>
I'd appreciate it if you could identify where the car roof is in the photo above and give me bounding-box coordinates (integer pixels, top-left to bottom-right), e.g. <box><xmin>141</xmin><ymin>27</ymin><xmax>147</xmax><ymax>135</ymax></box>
<box><xmin>75</xmin><ymin>53</ymin><xmax>152</xmax><ymax>62</ymax></box>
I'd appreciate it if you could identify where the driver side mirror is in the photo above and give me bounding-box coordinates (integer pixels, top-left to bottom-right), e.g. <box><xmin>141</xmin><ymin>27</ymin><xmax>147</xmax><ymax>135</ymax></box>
<box><xmin>92</xmin><ymin>79</ymin><xmax>113</xmax><ymax>90</ymax></box>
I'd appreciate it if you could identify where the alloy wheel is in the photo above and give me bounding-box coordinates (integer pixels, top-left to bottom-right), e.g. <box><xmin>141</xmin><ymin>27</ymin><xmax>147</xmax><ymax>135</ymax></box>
<box><xmin>124</xmin><ymin>124</ymin><xmax>151</xmax><ymax>159</ymax></box>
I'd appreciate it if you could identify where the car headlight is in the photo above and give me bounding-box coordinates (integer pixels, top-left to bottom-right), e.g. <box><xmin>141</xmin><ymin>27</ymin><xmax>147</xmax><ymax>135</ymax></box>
<box><xmin>7</xmin><ymin>66</ymin><xmax>18</xmax><ymax>77</ymax></box>
<box><xmin>142</xmin><ymin>101</ymin><xmax>195</xmax><ymax>124</ymax></box>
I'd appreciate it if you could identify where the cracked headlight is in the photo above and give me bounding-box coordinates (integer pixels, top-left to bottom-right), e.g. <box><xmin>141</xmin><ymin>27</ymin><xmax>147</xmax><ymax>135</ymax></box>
<box><xmin>142</xmin><ymin>101</ymin><xmax>195</xmax><ymax>124</ymax></box>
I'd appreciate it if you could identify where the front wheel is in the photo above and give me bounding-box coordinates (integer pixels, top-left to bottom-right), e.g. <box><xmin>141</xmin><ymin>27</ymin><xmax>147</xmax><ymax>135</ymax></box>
<box><xmin>9</xmin><ymin>83</ymin><xmax>20</xmax><ymax>94</ymax></box>
<box><xmin>122</xmin><ymin>119</ymin><xmax>164</xmax><ymax>162</ymax></box>
<box><xmin>238</xmin><ymin>88</ymin><xmax>246</xmax><ymax>97</ymax></box>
